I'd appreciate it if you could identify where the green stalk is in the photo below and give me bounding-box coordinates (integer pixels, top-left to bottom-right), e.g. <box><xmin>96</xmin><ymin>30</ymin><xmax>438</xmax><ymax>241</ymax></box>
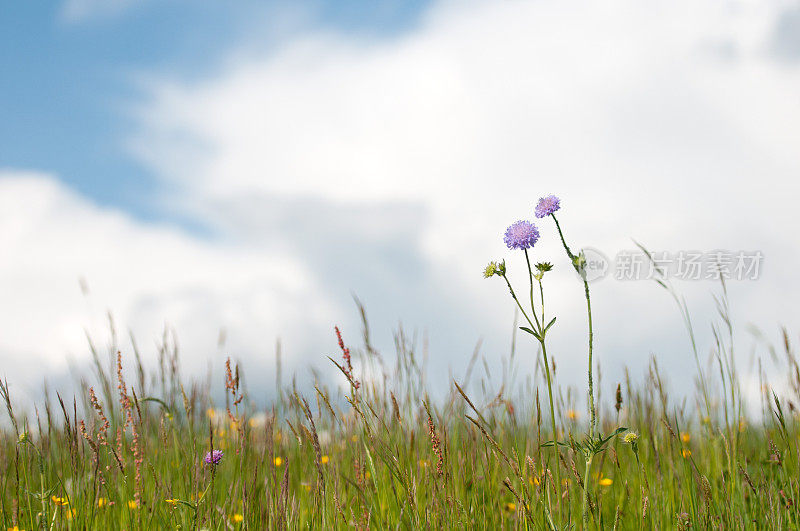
<box><xmin>502</xmin><ymin>271</ymin><xmax>561</xmax><ymax>523</ymax></box>
<box><xmin>551</xmin><ymin>214</ymin><xmax>596</xmax><ymax>527</ymax></box>
<box><xmin>551</xmin><ymin>215</ymin><xmax>596</xmax><ymax>437</ymax></box>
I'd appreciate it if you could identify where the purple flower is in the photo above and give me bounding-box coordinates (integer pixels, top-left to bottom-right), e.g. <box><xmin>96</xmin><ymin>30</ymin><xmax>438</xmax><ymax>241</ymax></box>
<box><xmin>204</xmin><ymin>449</ymin><xmax>224</xmax><ymax>466</ymax></box>
<box><xmin>504</xmin><ymin>221</ymin><xmax>540</xmax><ymax>250</ymax></box>
<box><xmin>535</xmin><ymin>195</ymin><xmax>561</xmax><ymax>218</ymax></box>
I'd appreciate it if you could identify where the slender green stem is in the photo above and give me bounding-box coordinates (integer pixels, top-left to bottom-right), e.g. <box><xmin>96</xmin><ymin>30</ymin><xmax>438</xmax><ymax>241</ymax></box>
<box><xmin>582</xmin><ymin>454</ymin><xmax>593</xmax><ymax>529</ymax></box>
<box><xmin>539</xmin><ymin>339</ymin><xmax>563</xmax><ymax>516</ymax></box>
<box><xmin>552</xmin><ymin>213</ymin><xmax>597</xmax><ymax>529</ymax></box>
<box><xmin>552</xmin><ymin>215</ymin><xmax>596</xmax><ymax>438</ymax></box>
<box><xmin>502</xmin><ymin>276</ymin><xmax>536</xmax><ymax>333</ymax></box>
<box><xmin>524</xmin><ymin>250</ymin><xmax>542</xmax><ymax>331</ymax></box>
<box><xmin>583</xmin><ymin>279</ymin><xmax>595</xmax><ymax>438</ymax></box>
<box><xmin>502</xmin><ymin>272</ymin><xmax>561</xmax><ymax>522</ymax></box>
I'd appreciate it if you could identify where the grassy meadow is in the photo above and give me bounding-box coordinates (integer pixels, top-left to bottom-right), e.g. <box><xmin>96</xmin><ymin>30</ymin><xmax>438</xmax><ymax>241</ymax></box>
<box><xmin>0</xmin><ymin>199</ymin><xmax>795</xmax><ymax>530</ymax></box>
<box><xmin>0</xmin><ymin>299</ymin><xmax>798</xmax><ymax>530</ymax></box>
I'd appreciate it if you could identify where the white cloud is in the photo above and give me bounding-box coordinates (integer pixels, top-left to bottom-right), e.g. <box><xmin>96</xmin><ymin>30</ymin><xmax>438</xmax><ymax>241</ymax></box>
<box><xmin>130</xmin><ymin>0</ymin><xmax>800</xmax><ymax>384</ymax></box>
<box><xmin>0</xmin><ymin>171</ymin><xmax>340</xmax><ymax>403</ymax></box>
<box><xmin>5</xmin><ymin>0</ymin><xmax>800</xmax><ymax>408</ymax></box>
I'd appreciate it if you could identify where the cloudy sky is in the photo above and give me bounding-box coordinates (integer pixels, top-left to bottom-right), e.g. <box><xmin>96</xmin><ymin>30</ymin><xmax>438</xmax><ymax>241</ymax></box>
<box><xmin>2</xmin><ymin>0</ymin><xmax>799</xmax><ymax>409</ymax></box>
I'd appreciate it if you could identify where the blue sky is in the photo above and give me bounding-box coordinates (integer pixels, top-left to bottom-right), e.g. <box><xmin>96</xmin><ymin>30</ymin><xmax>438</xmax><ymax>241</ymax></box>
<box><xmin>0</xmin><ymin>0</ymin><xmax>428</xmax><ymax>220</ymax></box>
<box><xmin>2</xmin><ymin>0</ymin><xmax>800</xmax><ymax>411</ymax></box>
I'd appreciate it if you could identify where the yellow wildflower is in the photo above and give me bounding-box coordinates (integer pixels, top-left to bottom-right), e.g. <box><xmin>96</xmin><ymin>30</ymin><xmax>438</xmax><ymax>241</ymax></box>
<box><xmin>504</xmin><ymin>502</ymin><xmax>516</xmax><ymax>512</ymax></box>
<box><xmin>128</xmin><ymin>500</ymin><xmax>139</xmax><ymax>509</ymax></box>
<box><xmin>680</xmin><ymin>432</ymin><xmax>690</xmax><ymax>443</ymax></box>
<box><xmin>321</xmin><ymin>455</ymin><xmax>330</xmax><ymax>465</ymax></box>
<box><xmin>51</xmin><ymin>496</ymin><xmax>69</xmax><ymax>506</ymax></box>
<box><xmin>274</xmin><ymin>456</ymin><xmax>283</xmax><ymax>466</ymax></box>
<box><xmin>682</xmin><ymin>449</ymin><xmax>692</xmax><ymax>459</ymax></box>
<box><xmin>97</xmin><ymin>498</ymin><xmax>107</xmax><ymax>508</ymax></box>
<box><xmin>567</xmin><ymin>410</ymin><xmax>578</xmax><ymax>420</ymax></box>
<box><xmin>206</xmin><ymin>408</ymin><xmax>215</xmax><ymax>419</ymax></box>
<box><xmin>165</xmin><ymin>499</ymin><xmax>178</xmax><ymax>505</ymax></box>
<box><xmin>599</xmin><ymin>478</ymin><xmax>613</xmax><ymax>486</ymax></box>
<box><xmin>302</xmin><ymin>484</ymin><xmax>312</xmax><ymax>493</ymax></box>
<box><xmin>232</xmin><ymin>513</ymin><xmax>244</xmax><ymax>523</ymax></box>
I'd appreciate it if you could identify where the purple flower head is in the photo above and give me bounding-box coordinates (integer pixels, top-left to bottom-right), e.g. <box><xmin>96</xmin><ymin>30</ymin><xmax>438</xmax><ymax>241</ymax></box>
<box><xmin>503</xmin><ymin>221</ymin><xmax>540</xmax><ymax>251</ymax></box>
<box><xmin>204</xmin><ymin>449</ymin><xmax>224</xmax><ymax>466</ymax></box>
<box><xmin>535</xmin><ymin>195</ymin><xmax>561</xmax><ymax>218</ymax></box>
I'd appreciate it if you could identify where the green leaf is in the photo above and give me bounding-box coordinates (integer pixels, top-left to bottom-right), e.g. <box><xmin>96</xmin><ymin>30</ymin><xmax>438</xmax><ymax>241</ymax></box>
<box><xmin>544</xmin><ymin>317</ymin><xmax>557</xmax><ymax>333</ymax></box>
<box><xmin>519</xmin><ymin>327</ymin><xmax>541</xmax><ymax>340</ymax></box>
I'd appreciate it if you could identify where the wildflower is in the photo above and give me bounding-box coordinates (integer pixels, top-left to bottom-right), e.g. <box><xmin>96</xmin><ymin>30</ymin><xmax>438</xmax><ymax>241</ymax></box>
<box><xmin>483</xmin><ymin>262</ymin><xmax>498</xmax><ymax>278</ymax></box>
<box><xmin>165</xmin><ymin>499</ymin><xmax>178</xmax><ymax>505</ymax></box>
<box><xmin>680</xmin><ymin>432</ymin><xmax>690</xmax><ymax>443</ymax></box>
<box><xmin>623</xmin><ymin>432</ymin><xmax>639</xmax><ymax>444</ymax></box>
<box><xmin>127</xmin><ymin>500</ymin><xmax>138</xmax><ymax>509</ymax></box>
<box><xmin>232</xmin><ymin>513</ymin><xmax>244</xmax><ymax>523</ymax></box>
<box><xmin>534</xmin><ymin>195</ymin><xmax>561</xmax><ymax>218</ymax></box>
<box><xmin>51</xmin><ymin>496</ymin><xmax>69</xmax><ymax>506</ymax></box>
<box><xmin>18</xmin><ymin>432</ymin><xmax>28</xmax><ymax>444</ymax></box>
<box><xmin>302</xmin><ymin>484</ymin><xmax>312</xmax><ymax>493</ymax></box>
<box><xmin>321</xmin><ymin>455</ymin><xmax>330</xmax><ymax>465</ymax></box>
<box><xmin>535</xmin><ymin>262</ymin><xmax>553</xmax><ymax>273</ymax></box>
<box><xmin>97</xmin><ymin>498</ymin><xmax>107</xmax><ymax>508</ymax></box>
<box><xmin>682</xmin><ymin>449</ymin><xmax>692</xmax><ymax>459</ymax></box>
<box><xmin>204</xmin><ymin>449</ymin><xmax>224</xmax><ymax>466</ymax></box>
<box><xmin>567</xmin><ymin>409</ymin><xmax>578</xmax><ymax>420</ymax></box>
<box><xmin>8</xmin><ymin>526</ymin><xmax>23</xmax><ymax>531</ymax></box>
<box><xmin>504</xmin><ymin>502</ymin><xmax>516</xmax><ymax>512</ymax></box>
<box><xmin>503</xmin><ymin>220</ymin><xmax>540</xmax><ymax>250</ymax></box>
<box><xmin>206</xmin><ymin>408</ymin><xmax>216</xmax><ymax>419</ymax></box>
<box><xmin>273</xmin><ymin>456</ymin><xmax>283</xmax><ymax>466</ymax></box>
<box><xmin>599</xmin><ymin>478</ymin><xmax>613</xmax><ymax>486</ymax></box>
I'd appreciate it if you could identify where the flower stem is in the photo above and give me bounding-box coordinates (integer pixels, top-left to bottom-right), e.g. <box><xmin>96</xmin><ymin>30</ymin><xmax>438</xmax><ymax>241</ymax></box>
<box><xmin>582</xmin><ymin>454</ymin><xmax>593</xmax><ymax>528</ymax></box>
<box><xmin>552</xmin><ymin>215</ymin><xmax>596</xmax><ymax>438</ymax></box>
<box><xmin>502</xmin><ymin>271</ymin><xmax>561</xmax><ymax>521</ymax></box>
<box><xmin>539</xmin><ymin>338</ymin><xmax>563</xmax><ymax>516</ymax></box>
<box><xmin>552</xmin><ymin>213</ymin><xmax>597</xmax><ymax>527</ymax></box>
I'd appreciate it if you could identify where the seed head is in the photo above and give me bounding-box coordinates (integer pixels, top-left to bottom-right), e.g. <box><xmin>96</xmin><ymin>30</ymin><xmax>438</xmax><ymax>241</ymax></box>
<box><xmin>623</xmin><ymin>432</ymin><xmax>639</xmax><ymax>444</ymax></box>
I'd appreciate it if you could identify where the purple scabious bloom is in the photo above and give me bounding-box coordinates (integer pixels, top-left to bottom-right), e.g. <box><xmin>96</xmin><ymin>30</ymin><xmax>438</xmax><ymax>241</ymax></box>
<box><xmin>504</xmin><ymin>221</ymin><xmax>540</xmax><ymax>250</ymax></box>
<box><xmin>535</xmin><ymin>195</ymin><xmax>561</xmax><ymax>218</ymax></box>
<box><xmin>204</xmin><ymin>449</ymin><xmax>224</xmax><ymax>466</ymax></box>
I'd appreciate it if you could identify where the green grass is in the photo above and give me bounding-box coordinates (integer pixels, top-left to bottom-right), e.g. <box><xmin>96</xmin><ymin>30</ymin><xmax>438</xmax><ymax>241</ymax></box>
<box><xmin>0</xmin><ymin>299</ymin><xmax>798</xmax><ymax>530</ymax></box>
